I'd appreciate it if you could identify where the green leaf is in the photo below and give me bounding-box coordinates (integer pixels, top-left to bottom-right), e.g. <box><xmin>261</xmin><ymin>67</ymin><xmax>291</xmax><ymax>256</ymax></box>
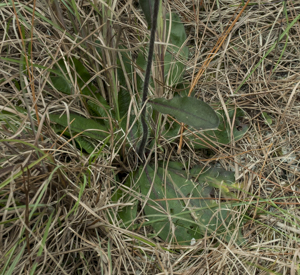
<box><xmin>50</xmin><ymin>72</ymin><xmax>72</xmax><ymax>94</ymax></box>
<box><xmin>120</xmin><ymin>115</ymin><xmax>142</xmax><ymax>148</ymax></box>
<box><xmin>149</xmin><ymin>96</ymin><xmax>219</xmax><ymax>130</ymax></box>
<box><xmin>117</xmin><ymin>45</ymin><xmax>147</xmax><ymax>119</ymax></box>
<box><xmin>70</xmin><ymin>58</ymin><xmax>98</xmax><ymax>95</ymax></box>
<box><xmin>112</xmin><ymin>174</ymin><xmax>138</xmax><ymax>229</ymax></box>
<box><xmin>136</xmin><ymin>48</ymin><xmax>149</xmax><ymax>94</ymax></box>
<box><xmin>135</xmin><ymin>12</ymin><xmax>188</xmax><ymax>87</ymax></box>
<box><xmin>87</xmin><ymin>93</ymin><xmax>111</xmax><ymax>119</ymax></box>
<box><xmin>50</xmin><ymin>57</ymin><xmax>98</xmax><ymax>96</ymax></box>
<box><xmin>137</xmin><ymin>163</ymin><xmax>244</xmax><ymax>245</ymax></box>
<box><xmin>262</xmin><ymin>112</ymin><xmax>273</xmax><ymax>125</ymax></box>
<box><xmin>6</xmin><ymin>244</ymin><xmax>26</xmax><ymax>275</ymax></box>
<box><xmin>50</xmin><ymin>57</ymin><xmax>113</xmax><ymax>122</ymax></box>
<box><xmin>118</xmin><ymin>88</ymin><xmax>132</xmax><ymax>119</ymax></box>
<box><xmin>190</xmin><ymin>165</ymin><xmax>237</xmax><ymax>199</ymax></box>
<box><xmin>73</xmin><ymin>136</ymin><xmax>96</xmax><ymax>154</ymax></box>
<box><xmin>139</xmin><ymin>0</ymin><xmax>156</xmax><ymax>29</ymax></box>
<box><xmin>49</xmin><ymin>113</ymin><xmax>109</xmax><ymax>141</ymax></box>
<box><xmin>190</xmin><ymin>109</ymin><xmax>248</xmax><ymax>149</ymax></box>
<box><xmin>52</xmin><ymin>123</ymin><xmax>99</xmax><ymax>154</ymax></box>
<box><xmin>138</xmin><ymin>164</ymin><xmax>203</xmax><ymax>244</ymax></box>
<box><xmin>162</xmin><ymin>120</ymin><xmax>181</xmax><ymax>141</ymax></box>
<box><xmin>166</xmin><ymin>13</ymin><xmax>187</xmax><ymax>47</ymax></box>
<box><xmin>50</xmin><ymin>57</ymin><xmax>113</xmax><ymax>123</ymax></box>
<box><xmin>117</xmin><ymin>48</ymin><xmax>135</xmax><ymax>118</ymax></box>
<box><xmin>164</xmin><ymin>13</ymin><xmax>189</xmax><ymax>86</ymax></box>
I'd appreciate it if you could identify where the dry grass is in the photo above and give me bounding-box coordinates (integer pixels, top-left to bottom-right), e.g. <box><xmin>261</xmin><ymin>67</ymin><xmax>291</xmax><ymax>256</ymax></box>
<box><xmin>1</xmin><ymin>0</ymin><xmax>300</xmax><ymax>274</ymax></box>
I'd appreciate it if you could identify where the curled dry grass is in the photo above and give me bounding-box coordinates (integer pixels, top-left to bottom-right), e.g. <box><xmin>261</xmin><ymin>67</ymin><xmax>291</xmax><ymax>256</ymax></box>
<box><xmin>1</xmin><ymin>0</ymin><xmax>300</xmax><ymax>274</ymax></box>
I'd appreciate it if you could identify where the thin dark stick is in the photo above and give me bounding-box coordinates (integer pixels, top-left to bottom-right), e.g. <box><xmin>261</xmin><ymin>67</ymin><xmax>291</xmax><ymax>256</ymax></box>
<box><xmin>137</xmin><ymin>0</ymin><xmax>160</xmax><ymax>162</ymax></box>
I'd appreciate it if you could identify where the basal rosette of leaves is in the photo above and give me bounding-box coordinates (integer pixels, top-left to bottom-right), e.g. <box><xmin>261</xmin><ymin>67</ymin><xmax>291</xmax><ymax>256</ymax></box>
<box><xmin>43</xmin><ymin>1</ymin><xmax>248</xmax><ymax>245</ymax></box>
<box><xmin>114</xmin><ymin>161</ymin><xmax>244</xmax><ymax>245</ymax></box>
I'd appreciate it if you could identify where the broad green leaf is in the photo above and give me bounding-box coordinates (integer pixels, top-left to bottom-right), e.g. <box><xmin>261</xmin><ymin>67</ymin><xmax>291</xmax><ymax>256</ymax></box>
<box><xmin>137</xmin><ymin>163</ymin><xmax>244</xmax><ymax>245</ymax></box>
<box><xmin>138</xmin><ymin>164</ymin><xmax>204</xmax><ymax>244</ymax></box>
<box><xmin>164</xmin><ymin>13</ymin><xmax>189</xmax><ymax>86</ymax></box>
<box><xmin>87</xmin><ymin>93</ymin><xmax>111</xmax><ymax>119</ymax></box>
<box><xmin>135</xmin><ymin>13</ymin><xmax>188</xmax><ymax>88</ymax></box>
<box><xmin>74</xmin><ymin>136</ymin><xmax>97</xmax><ymax>154</ymax></box>
<box><xmin>69</xmin><ymin>58</ymin><xmax>98</xmax><ymax>96</ymax></box>
<box><xmin>51</xmin><ymin>124</ymin><xmax>97</xmax><ymax>154</ymax></box>
<box><xmin>117</xmin><ymin>45</ymin><xmax>147</xmax><ymax>118</ymax></box>
<box><xmin>166</xmin><ymin>13</ymin><xmax>187</xmax><ymax>47</ymax></box>
<box><xmin>49</xmin><ymin>113</ymin><xmax>109</xmax><ymax>141</ymax></box>
<box><xmin>50</xmin><ymin>57</ymin><xmax>98</xmax><ymax>96</ymax></box>
<box><xmin>162</xmin><ymin>92</ymin><xmax>194</xmax><ymax>140</ymax></box>
<box><xmin>139</xmin><ymin>0</ymin><xmax>156</xmax><ymax>29</ymax></box>
<box><xmin>120</xmin><ymin>115</ymin><xmax>142</xmax><ymax>148</ymax></box>
<box><xmin>162</xmin><ymin>120</ymin><xmax>181</xmax><ymax>141</ymax></box>
<box><xmin>149</xmin><ymin>96</ymin><xmax>219</xmax><ymax>130</ymax></box>
<box><xmin>112</xmin><ymin>174</ymin><xmax>138</xmax><ymax>229</ymax></box>
<box><xmin>190</xmin><ymin>166</ymin><xmax>237</xmax><ymax>199</ymax></box>
<box><xmin>190</xmin><ymin>109</ymin><xmax>248</xmax><ymax>149</ymax></box>
<box><xmin>50</xmin><ymin>72</ymin><xmax>72</xmax><ymax>94</ymax></box>
<box><xmin>50</xmin><ymin>57</ymin><xmax>111</xmax><ymax>122</ymax></box>
<box><xmin>166</xmin><ymin>162</ymin><xmax>237</xmax><ymax>199</ymax></box>
<box><xmin>117</xmin><ymin>48</ymin><xmax>135</xmax><ymax>118</ymax></box>
<box><xmin>118</xmin><ymin>88</ymin><xmax>133</xmax><ymax>119</ymax></box>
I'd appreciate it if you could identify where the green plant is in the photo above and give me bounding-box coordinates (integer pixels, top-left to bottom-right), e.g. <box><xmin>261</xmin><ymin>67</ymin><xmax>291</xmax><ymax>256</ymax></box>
<box><xmin>129</xmin><ymin>162</ymin><xmax>243</xmax><ymax>245</ymax></box>
<box><xmin>45</xmin><ymin>0</ymin><xmax>248</xmax><ymax>245</ymax></box>
<box><xmin>262</xmin><ymin>112</ymin><xmax>273</xmax><ymax>126</ymax></box>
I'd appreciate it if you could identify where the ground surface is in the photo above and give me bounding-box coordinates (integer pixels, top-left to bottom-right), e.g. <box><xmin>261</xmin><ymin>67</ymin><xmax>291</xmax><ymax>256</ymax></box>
<box><xmin>1</xmin><ymin>0</ymin><xmax>300</xmax><ymax>274</ymax></box>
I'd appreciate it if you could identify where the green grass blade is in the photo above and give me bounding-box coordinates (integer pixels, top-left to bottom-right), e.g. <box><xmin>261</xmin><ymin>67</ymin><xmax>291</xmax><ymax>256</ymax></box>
<box><xmin>5</xmin><ymin>243</ymin><xmax>26</xmax><ymax>275</ymax></box>
<box><xmin>235</xmin><ymin>12</ymin><xmax>300</xmax><ymax>93</ymax></box>
<box><xmin>29</xmin><ymin>211</ymin><xmax>54</xmax><ymax>275</ymax></box>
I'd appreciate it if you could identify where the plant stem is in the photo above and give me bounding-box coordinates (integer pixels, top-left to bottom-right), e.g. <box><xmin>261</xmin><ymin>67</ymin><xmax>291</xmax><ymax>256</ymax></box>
<box><xmin>137</xmin><ymin>0</ymin><xmax>160</xmax><ymax>162</ymax></box>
